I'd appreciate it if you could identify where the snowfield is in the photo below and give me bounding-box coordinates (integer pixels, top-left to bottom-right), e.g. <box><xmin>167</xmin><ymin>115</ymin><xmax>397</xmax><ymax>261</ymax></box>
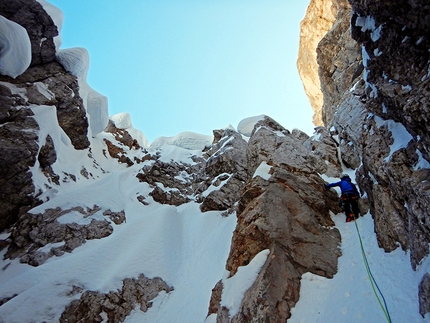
<box><xmin>0</xmin><ymin>134</ymin><xmax>429</xmax><ymax>322</ymax></box>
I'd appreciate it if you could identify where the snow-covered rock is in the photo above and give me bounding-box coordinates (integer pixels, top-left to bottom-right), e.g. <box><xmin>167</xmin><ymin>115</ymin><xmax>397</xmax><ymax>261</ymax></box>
<box><xmin>0</xmin><ymin>15</ymin><xmax>31</xmax><ymax>78</ymax></box>
<box><xmin>56</xmin><ymin>48</ymin><xmax>109</xmax><ymax>136</ymax></box>
<box><xmin>150</xmin><ymin>131</ymin><xmax>213</xmax><ymax>150</ymax></box>
<box><xmin>237</xmin><ymin>114</ymin><xmax>265</xmax><ymax>137</ymax></box>
<box><xmin>110</xmin><ymin>112</ymin><xmax>150</xmax><ymax>148</ymax></box>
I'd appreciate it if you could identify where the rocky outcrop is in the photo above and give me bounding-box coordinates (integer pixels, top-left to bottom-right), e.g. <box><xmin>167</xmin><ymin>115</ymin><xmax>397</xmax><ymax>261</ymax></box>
<box><xmin>5</xmin><ymin>206</ymin><xmax>124</xmax><ymax>266</ymax></box>
<box><xmin>312</xmin><ymin>0</ymin><xmax>430</xmax><ymax>269</ymax></box>
<box><xmin>0</xmin><ymin>90</ymin><xmax>40</xmax><ymax>230</ymax></box>
<box><xmin>348</xmin><ymin>0</ymin><xmax>430</xmax><ymax>271</ymax></box>
<box><xmin>207</xmin><ymin>117</ymin><xmax>342</xmax><ymax>322</ymax></box>
<box><xmin>298</xmin><ymin>0</ymin><xmax>363</xmax><ymax>126</ymax></box>
<box><xmin>199</xmin><ymin>129</ymin><xmax>249</xmax><ymax>213</ymax></box>
<box><xmin>60</xmin><ymin>274</ymin><xmax>173</xmax><ymax>323</ymax></box>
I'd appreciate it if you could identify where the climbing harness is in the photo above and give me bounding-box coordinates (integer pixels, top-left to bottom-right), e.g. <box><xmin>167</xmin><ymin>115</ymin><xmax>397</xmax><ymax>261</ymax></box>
<box><xmin>354</xmin><ymin>220</ymin><xmax>392</xmax><ymax>323</ymax></box>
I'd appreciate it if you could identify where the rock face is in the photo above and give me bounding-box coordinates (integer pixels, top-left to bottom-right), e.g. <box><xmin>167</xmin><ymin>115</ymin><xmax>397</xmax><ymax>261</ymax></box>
<box><xmin>298</xmin><ymin>0</ymin><xmax>430</xmax><ymax>315</ymax></box>
<box><xmin>316</xmin><ymin>0</ymin><xmax>363</xmax><ymax>125</ymax></box>
<box><xmin>206</xmin><ymin>117</ymin><xmax>342</xmax><ymax>322</ymax></box>
<box><xmin>0</xmin><ymin>0</ymin><xmax>93</xmax><ymax>231</ymax></box>
<box><xmin>298</xmin><ymin>0</ymin><xmax>362</xmax><ymax>126</ymax></box>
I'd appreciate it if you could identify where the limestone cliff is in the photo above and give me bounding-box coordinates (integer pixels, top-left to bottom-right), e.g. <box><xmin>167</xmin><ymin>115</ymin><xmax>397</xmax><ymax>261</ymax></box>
<box><xmin>298</xmin><ymin>0</ymin><xmax>430</xmax><ymax>316</ymax></box>
<box><xmin>297</xmin><ymin>0</ymin><xmax>337</xmax><ymax>126</ymax></box>
<box><xmin>298</xmin><ymin>0</ymin><xmax>363</xmax><ymax>126</ymax></box>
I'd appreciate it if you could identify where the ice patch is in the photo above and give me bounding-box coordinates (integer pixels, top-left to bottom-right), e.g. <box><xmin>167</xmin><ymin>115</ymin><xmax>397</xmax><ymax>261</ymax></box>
<box><xmin>362</xmin><ymin>47</ymin><xmax>370</xmax><ymax>68</ymax></box>
<box><xmin>38</xmin><ymin>241</ymin><xmax>66</xmax><ymax>253</ymax></box>
<box><xmin>368</xmin><ymin>171</ymin><xmax>378</xmax><ymax>184</ymax></box>
<box><xmin>402</xmin><ymin>85</ymin><xmax>412</xmax><ymax>93</ymax></box>
<box><xmin>202</xmin><ymin>173</ymin><xmax>232</xmax><ymax>197</ymax></box>
<box><xmin>416</xmin><ymin>37</ymin><xmax>424</xmax><ymax>45</ymax></box>
<box><xmin>374</xmin><ymin>48</ymin><xmax>383</xmax><ymax>57</ymax></box>
<box><xmin>0</xmin><ymin>81</ymin><xmax>27</xmax><ymax>100</ymax></box>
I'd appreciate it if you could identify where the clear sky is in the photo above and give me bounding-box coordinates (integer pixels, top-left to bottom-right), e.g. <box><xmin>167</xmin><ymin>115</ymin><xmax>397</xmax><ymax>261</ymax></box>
<box><xmin>47</xmin><ymin>0</ymin><xmax>314</xmax><ymax>143</ymax></box>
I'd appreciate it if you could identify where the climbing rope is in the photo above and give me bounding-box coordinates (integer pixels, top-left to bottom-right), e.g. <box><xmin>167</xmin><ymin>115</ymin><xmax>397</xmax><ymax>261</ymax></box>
<box><xmin>354</xmin><ymin>220</ymin><xmax>392</xmax><ymax>323</ymax></box>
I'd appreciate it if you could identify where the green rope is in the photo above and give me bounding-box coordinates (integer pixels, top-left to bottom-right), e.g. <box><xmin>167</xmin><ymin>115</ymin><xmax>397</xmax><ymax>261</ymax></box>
<box><xmin>354</xmin><ymin>220</ymin><xmax>392</xmax><ymax>323</ymax></box>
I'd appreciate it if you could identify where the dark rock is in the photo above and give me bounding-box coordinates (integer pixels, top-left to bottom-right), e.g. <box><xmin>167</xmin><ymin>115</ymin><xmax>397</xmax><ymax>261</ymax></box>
<box><xmin>419</xmin><ymin>273</ymin><xmax>430</xmax><ymax>317</ymax></box>
<box><xmin>104</xmin><ymin>120</ymin><xmax>141</xmax><ymax>150</ymax></box>
<box><xmin>137</xmin><ymin>159</ymin><xmax>199</xmax><ymax>206</ymax></box>
<box><xmin>0</xmin><ymin>0</ymin><xmax>58</xmax><ymax>67</ymax></box>
<box><xmin>38</xmin><ymin>135</ymin><xmax>57</xmax><ymax>168</ymax></box>
<box><xmin>0</xmin><ymin>92</ymin><xmax>40</xmax><ymax>230</ymax></box>
<box><xmin>149</xmin><ymin>185</ymin><xmax>190</xmax><ymax>206</ymax></box>
<box><xmin>104</xmin><ymin>139</ymin><xmax>134</xmax><ymax>166</ymax></box>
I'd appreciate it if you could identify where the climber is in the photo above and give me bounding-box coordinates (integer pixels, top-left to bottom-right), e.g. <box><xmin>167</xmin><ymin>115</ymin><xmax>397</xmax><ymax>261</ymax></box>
<box><xmin>325</xmin><ymin>174</ymin><xmax>360</xmax><ymax>222</ymax></box>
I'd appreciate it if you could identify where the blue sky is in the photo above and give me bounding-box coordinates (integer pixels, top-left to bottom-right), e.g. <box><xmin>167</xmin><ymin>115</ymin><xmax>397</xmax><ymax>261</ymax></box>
<box><xmin>47</xmin><ymin>0</ymin><xmax>314</xmax><ymax>143</ymax></box>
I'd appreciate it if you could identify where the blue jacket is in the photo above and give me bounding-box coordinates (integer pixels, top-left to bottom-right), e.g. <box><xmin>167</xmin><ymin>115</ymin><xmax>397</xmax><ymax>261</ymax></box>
<box><xmin>326</xmin><ymin>177</ymin><xmax>359</xmax><ymax>195</ymax></box>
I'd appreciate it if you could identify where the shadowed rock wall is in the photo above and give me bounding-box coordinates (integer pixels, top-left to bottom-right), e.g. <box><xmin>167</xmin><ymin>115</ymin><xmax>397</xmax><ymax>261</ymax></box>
<box><xmin>298</xmin><ymin>0</ymin><xmax>430</xmax><ymax>316</ymax></box>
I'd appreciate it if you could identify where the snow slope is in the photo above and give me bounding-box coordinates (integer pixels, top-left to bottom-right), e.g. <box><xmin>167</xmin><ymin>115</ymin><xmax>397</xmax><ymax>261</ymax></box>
<box><xmin>0</xmin><ymin>144</ymin><xmax>237</xmax><ymax>323</ymax></box>
<box><xmin>289</xmin><ymin>212</ymin><xmax>430</xmax><ymax>323</ymax></box>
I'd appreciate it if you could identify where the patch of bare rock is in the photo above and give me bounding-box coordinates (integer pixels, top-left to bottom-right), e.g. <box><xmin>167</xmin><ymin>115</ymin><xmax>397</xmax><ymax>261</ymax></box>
<box><xmin>60</xmin><ymin>274</ymin><xmax>173</xmax><ymax>323</ymax></box>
